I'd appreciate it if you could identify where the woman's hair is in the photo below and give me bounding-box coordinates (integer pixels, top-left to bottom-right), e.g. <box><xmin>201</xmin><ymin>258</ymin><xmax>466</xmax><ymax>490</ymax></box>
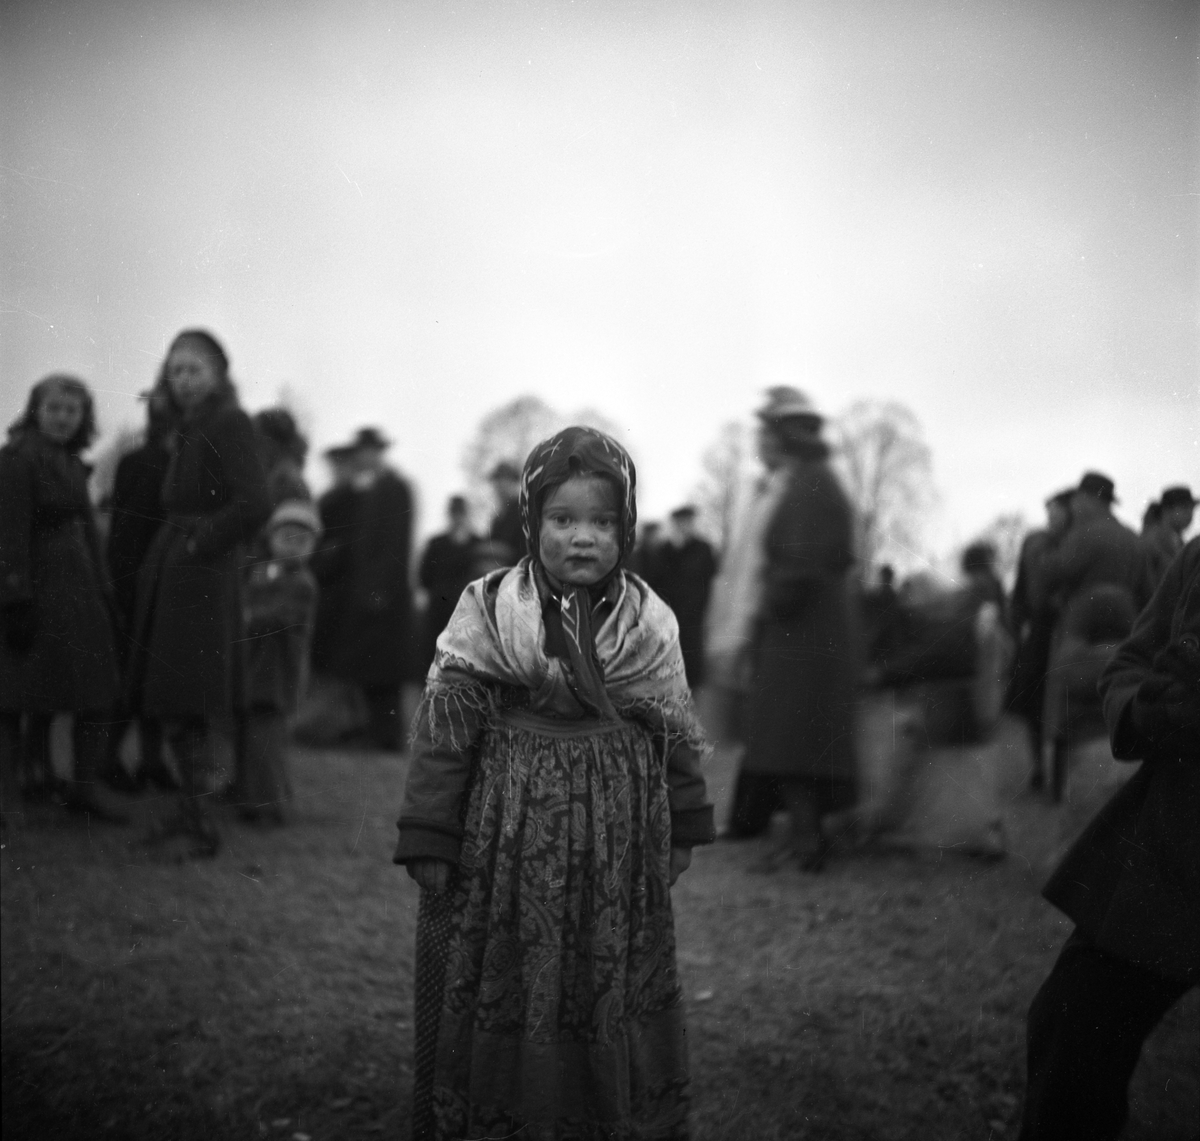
<box><xmin>151</xmin><ymin>328</ymin><xmax>236</xmax><ymax>418</ymax></box>
<box><xmin>8</xmin><ymin>373</ymin><xmax>98</xmax><ymax>453</ymax></box>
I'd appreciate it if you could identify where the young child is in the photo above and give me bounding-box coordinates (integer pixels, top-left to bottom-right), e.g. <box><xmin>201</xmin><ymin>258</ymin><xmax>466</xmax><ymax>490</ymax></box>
<box><xmin>235</xmin><ymin>499</ymin><xmax>320</xmax><ymax>824</ymax></box>
<box><xmin>395</xmin><ymin>427</ymin><xmax>715</xmax><ymax>1141</ymax></box>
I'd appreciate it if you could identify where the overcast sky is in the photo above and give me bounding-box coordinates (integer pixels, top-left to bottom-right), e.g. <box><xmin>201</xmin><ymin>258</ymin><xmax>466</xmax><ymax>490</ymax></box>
<box><xmin>2</xmin><ymin>0</ymin><xmax>1197</xmax><ymax>552</ymax></box>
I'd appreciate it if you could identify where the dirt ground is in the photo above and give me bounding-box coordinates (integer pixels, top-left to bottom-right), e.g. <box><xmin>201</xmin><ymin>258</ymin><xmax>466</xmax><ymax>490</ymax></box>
<box><xmin>2</xmin><ymin>732</ymin><xmax>1197</xmax><ymax>1141</ymax></box>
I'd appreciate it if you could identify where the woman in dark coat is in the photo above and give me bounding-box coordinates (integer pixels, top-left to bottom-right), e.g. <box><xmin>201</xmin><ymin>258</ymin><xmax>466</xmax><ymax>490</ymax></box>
<box><xmin>102</xmin><ymin>388</ymin><xmax>175</xmax><ymax>793</ymax></box>
<box><xmin>733</xmin><ymin>387</ymin><xmax>860</xmax><ymax>870</ymax></box>
<box><xmin>127</xmin><ymin>330</ymin><xmax>270</xmax><ymax>856</ymax></box>
<box><xmin>0</xmin><ymin>375</ymin><xmax>124</xmax><ymax>821</ymax></box>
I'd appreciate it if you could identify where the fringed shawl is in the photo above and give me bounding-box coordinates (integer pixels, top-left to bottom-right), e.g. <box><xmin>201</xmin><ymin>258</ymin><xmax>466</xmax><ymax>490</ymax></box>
<box><xmin>416</xmin><ymin>558</ymin><xmax>707</xmax><ymax>757</ymax></box>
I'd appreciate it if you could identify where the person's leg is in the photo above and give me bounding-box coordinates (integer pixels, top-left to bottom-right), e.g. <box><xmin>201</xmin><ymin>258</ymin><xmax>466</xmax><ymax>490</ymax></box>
<box><xmin>21</xmin><ymin>714</ymin><xmax>56</xmax><ymax>802</ymax></box>
<box><xmin>782</xmin><ymin>778</ymin><xmax>826</xmax><ymax>868</ymax></box>
<box><xmin>1018</xmin><ymin>932</ymin><xmax>1192</xmax><ymax>1141</ymax></box>
<box><xmin>162</xmin><ymin>719</ymin><xmax>220</xmax><ymax>856</ymax></box>
<box><xmin>726</xmin><ymin>771</ymin><xmax>783</xmax><ymax>838</ymax></box>
<box><xmin>63</xmin><ymin>713</ymin><xmax>127</xmax><ymax>824</ymax></box>
<box><xmin>99</xmin><ymin>711</ymin><xmax>143</xmax><ymax>793</ymax></box>
<box><xmin>136</xmin><ymin>718</ymin><xmax>177</xmax><ymax>790</ymax></box>
<box><xmin>237</xmin><ymin>709</ymin><xmax>288</xmax><ymax>824</ymax></box>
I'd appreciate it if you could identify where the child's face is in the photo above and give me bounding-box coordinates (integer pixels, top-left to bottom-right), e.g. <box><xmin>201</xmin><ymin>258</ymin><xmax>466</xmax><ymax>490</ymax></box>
<box><xmin>539</xmin><ymin>475</ymin><xmax>620</xmax><ymax>587</ymax></box>
<box><xmin>268</xmin><ymin>523</ymin><xmax>317</xmax><ymax>562</ymax></box>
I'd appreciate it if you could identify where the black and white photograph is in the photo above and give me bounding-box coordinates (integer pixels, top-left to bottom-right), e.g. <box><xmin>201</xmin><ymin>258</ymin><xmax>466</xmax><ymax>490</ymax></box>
<box><xmin>1</xmin><ymin>1</ymin><xmax>1197</xmax><ymax>1138</ymax></box>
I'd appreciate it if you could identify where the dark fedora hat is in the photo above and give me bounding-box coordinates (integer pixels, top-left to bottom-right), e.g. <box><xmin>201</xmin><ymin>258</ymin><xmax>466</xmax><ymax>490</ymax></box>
<box><xmin>669</xmin><ymin>504</ymin><xmax>698</xmax><ymax>520</ymax></box>
<box><xmin>323</xmin><ymin>443</ymin><xmax>356</xmax><ymax>460</ymax></box>
<box><xmin>351</xmin><ymin>426</ymin><xmax>391</xmax><ymax>451</ymax></box>
<box><xmin>1077</xmin><ymin>471</ymin><xmax>1117</xmax><ymax>503</ymax></box>
<box><xmin>1160</xmin><ymin>485</ymin><xmax>1195</xmax><ymax>509</ymax></box>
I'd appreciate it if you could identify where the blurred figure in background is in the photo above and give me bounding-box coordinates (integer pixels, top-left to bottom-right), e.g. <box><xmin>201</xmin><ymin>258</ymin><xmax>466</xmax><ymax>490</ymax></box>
<box><xmin>0</xmin><ymin>375</ymin><xmax>125</xmax><ymax>823</ymax></box>
<box><xmin>252</xmin><ymin>407</ymin><xmax>311</xmax><ymax>508</ymax></box>
<box><xmin>1039</xmin><ymin>472</ymin><xmax>1149</xmax><ymax>799</ymax></box>
<box><xmin>126</xmin><ymin>330</ymin><xmax>270</xmax><ymax>858</ymax></box>
<box><xmin>417</xmin><ymin>495</ymin><xmax>480</xmax><ymax>676</ymax></box>
<box><xmin>961</xmin><ymin>541</ymin><xmax>1007</xmax><ymax>628</ymax></box>
<box><xmin>101</xmin><ymin>389</ymin><xmax>176</xmax><ymax>794</ymax></box>
<box><xmin>627</xmin><ymin>519</ymin><xmax>665</xmax><ymax>587</ymax></box>
<box><xmin>486</xmin><ymin>460</ymin><xmax>524</xmax><ymax>568</ymax></box>
<box><xmin>1019</xmin><ymin>537</ymin><xmax>1200</xmax><ymax>1141</ymax></box>
<box><xmin>863</xmin><ymin>563</ymin><xmax>904</xmax><ymax>667</ymax></box>
<box><xmin>1007</xmin><ymin>489</ymin><xmax>1073</xmax><ymax>787</ymax></box>
<box><xmin>230</xmin><ymin>500</ymin><xmax>321</xmax><ymax>825</ymax></box>
<box><xmin>728</xmin><ymin>387</ymin><xmax>859</xmax><ymax>870</ymax></box>
<box><xmin>653</xmin><ymin>505</ymin><xmax>718</xmax><ymax>688</ymax></box>
<box><xmin>310</xmin><ymin>443</ymin><xmax>359</xmax><ymax>680</ymax></box>
<box><xmin>315</xmin><ymin>428</ymin><xmax>415</xmax><ymax>750</ymax></box>
<box><xmin>1142</xmin><ymin>485</ymin><xmax>1194</xmax><ymax>592</ymax></box>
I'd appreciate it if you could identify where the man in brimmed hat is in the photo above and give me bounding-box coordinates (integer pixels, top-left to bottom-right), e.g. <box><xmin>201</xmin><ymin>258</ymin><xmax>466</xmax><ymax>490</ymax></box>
<box><xmin>1143</xmin><ymin>485</ymin><xmax>1195</xmax><ymax>591</ymax></box>
<box><xmin>1039</xmin><ymin>472</ymin><xmax>1151</xmax><ymax>795</ymax></box>
<box><xmin>310</xmin><ymin>426</ymin><xmax>415</xmax><ymax>750</ymax></box>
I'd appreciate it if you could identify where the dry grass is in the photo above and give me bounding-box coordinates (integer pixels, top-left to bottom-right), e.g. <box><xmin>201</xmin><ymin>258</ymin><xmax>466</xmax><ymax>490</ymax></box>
<box><xmin>2</xmin><ymin>738</ymin><xmax>1197</xmax><ymax>1141</ymax></box>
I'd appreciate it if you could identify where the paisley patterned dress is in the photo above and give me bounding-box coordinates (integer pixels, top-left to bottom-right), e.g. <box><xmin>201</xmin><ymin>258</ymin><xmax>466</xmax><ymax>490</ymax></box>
<box><xmin>413</xmin><ymin>708</ymin><xmax>689</xmax><ymax>1140</ymax></box>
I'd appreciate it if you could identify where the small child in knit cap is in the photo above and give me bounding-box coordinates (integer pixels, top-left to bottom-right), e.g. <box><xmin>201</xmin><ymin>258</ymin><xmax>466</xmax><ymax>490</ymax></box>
<box><xmin>234</xmin><ymin>499</ymin><xmax>321</xmax><ymax>824</ymax></box>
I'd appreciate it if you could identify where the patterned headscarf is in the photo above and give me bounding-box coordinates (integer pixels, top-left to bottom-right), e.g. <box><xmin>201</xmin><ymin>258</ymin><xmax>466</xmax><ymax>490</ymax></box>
<box><xmin>518</xmin><ymin>426</ymin><xmax>638</xmax><ymax>718</ymax></box>
<box><xmin>519</xmin><ymin>426</ymin><xmax>637</xmax><ymax>571</ymax></box>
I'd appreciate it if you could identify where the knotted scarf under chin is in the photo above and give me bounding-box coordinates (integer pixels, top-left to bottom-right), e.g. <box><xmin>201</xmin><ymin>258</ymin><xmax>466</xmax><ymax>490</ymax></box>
<box><xmin>536</xmin><ymin>564</ymin><xmax>622</xmax><ymax>722</ymax></box>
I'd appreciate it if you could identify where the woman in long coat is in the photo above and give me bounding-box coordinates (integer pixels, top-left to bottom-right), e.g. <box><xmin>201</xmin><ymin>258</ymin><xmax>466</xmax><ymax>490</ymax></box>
<box><xmin>734</xmin><ymin>387</ymin><xmax>860</xmax><ymax>870</ymax></box>
<box><xmin>0</xmin><ymin>375</ymin><xmax>124</xmax><ymax>821</ymax></box>
<box><xmin>127</xmin><ymin>330</ymin><xmax>270</xmax><ymax>856</ymax></box>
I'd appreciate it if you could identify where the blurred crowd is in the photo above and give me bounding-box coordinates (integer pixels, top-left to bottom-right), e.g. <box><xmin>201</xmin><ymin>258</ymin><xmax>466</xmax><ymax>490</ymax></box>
<box><xmin>2</xmin><ymin>347</ymin><xmax>1196</xmax><ymax>1140</ymax></box>
<box><xmin>0</xmin><ymin>349</ymin><xmax>1193</xmax><ymax>869</ymax></box>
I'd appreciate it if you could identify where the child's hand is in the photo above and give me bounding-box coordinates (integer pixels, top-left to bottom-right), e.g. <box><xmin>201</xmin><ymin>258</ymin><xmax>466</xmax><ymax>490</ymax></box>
<box><xmin>669</xmin><ymin>847</ymin><xmax>692</xmax><ymax>886</ymax></box>
<box><xmin>407</xmin><ymin>858</ymin><xmax>453</xmax><ymax>893</ymax></box>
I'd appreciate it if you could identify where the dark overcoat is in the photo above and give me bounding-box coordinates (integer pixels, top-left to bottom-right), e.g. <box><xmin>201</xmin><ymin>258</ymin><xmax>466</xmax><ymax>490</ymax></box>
<box><xmin>310</xmin><ymin>482</ymin><xmax>361</xmax><ymax>672</ymax></box>
<box><xmin>1040</xmin><ymin>513</ymin><xmax>1150</xmax><ymax>619</ymax></box>
<box><xmin>244</xmin><ymin>560</ymin><xmax>317</xmax><ymax>713</ymax></box>
<box><xmin>0</xmin><ymin>431</ymin><xmax>121</xmax><ymax>712</ymax></box>
<box><xmin>1043</xmin><ymin>539</ymin><xmax>1200</xmax><ymax>982</ymax></box>
<box><xmin>655</xmin><ymin>537</ymin><xmax>718</xmax><ymax>687</ymax></box>
<box><xmin>106</xmin><ymin>439</ymin><xmax>171</xmax><ymax>626</ymax></box>
<box><xmin>324</xmin><ymin>469</ymin><xmax>415</xmax><ymax>686</ymax></box>
<box><xmin>744</xmin><ymin>448</ymin><xmax>860</xmax><ymax>783</ymax></box>
<box><xmin>129</xmin><ymin>396</ymin><xmax>270</xmax><ymax>720</ymax></box>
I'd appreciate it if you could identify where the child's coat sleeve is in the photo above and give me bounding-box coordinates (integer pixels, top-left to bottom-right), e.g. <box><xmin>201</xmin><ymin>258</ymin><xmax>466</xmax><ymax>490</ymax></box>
<box><xmin>392</xmin><ymin>683</ymin><xmax>488</xmax><ymax>866</ymax></box>
<box><xmin>666</xmin><ymin>740</ymin><xmax>717</xmax><ymax>847</ymax></box>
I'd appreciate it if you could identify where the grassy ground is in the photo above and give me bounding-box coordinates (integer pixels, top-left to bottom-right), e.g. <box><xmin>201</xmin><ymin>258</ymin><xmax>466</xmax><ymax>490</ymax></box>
<box><xmin>2</xmin><ymin>737</ymin><xmax>1197</xmax><ymax>1141</ymax></box>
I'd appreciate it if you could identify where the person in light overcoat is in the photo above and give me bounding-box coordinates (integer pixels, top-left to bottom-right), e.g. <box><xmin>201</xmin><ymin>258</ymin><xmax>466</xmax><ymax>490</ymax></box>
<box><xmin>127</xmin><ymin>330</ymin><xmax>270</xmax><ymax>856</ymax></box>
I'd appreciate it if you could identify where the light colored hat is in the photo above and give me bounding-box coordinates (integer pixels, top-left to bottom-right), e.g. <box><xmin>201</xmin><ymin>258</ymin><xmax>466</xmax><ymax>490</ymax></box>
<box><xmin>756</xmin><ymin>386</ymin><xmax>823</xmax><ymax>424</ymax></box>
<box><xmin>267</xmin><ymin>498</ymin><xmax>322</xmax><ymax>535</ymax></box>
